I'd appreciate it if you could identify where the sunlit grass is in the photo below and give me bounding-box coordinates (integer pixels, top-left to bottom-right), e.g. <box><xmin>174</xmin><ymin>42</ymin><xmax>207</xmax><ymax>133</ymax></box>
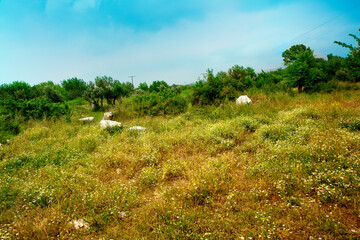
<box><xmin>0</xmin><ymin>90</ymin><xmax>359</xmax><ymax>239</ymax></box>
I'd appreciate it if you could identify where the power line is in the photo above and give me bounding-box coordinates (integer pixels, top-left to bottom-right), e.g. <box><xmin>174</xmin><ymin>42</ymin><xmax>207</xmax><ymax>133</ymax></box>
<box><xmin>246</xmin><ymin>3</ymin><xmax>360</xmax><ymax>68</ymax></box>
<box><xmin>274</xmin><ymin>4</ymin><xmax>360</xmax><ymax>52</ymax></box>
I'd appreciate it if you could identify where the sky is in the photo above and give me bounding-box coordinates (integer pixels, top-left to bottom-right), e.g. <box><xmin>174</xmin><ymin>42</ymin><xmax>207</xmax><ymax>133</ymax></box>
<box><xmin>0</xmin><ymin>0</ymin><xmax>359</xmax><ymax>86</ymax></box>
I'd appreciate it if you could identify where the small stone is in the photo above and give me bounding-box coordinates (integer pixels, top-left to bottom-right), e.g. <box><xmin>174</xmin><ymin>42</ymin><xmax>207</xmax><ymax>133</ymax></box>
<box><xmin>71</xmin><ymin>219</ymin><xmax>89</xmax><ymax>230</ymax></box>
<box><xmin>119</xmin><ymin>211</ymin><xmax>126</xmax><ymax>218</ymax></box>
<box><xmin>116</xmin><ymin>168</ymin><xmax>122</xmax><ymax>175</ymax></box>
<box><xmin>129</xmin><ymin>126</ymin><xmax>146</xmax><ymax>131</ymax></box>
<box><xmin>79</xmin><ymin>117</ymin><xmax>94</xmax><ymax>122</ymax></box>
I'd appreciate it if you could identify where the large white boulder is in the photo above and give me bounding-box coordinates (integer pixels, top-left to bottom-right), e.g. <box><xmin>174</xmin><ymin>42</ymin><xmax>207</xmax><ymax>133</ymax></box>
<box><xmin>129</xmin><ymin>126</ymin><xmax>146</xmax><ymax>131</ymax></box>
<box><xmin>99</xmin><ymin>120</ymin><xmax>122</xmax><ymax>129</ymax></box>
<box><xmin>236</xmin><ymin>95</ymin><xmax>252</xmax><ymax>105</ymax></box>
<box><xmin>79</xmin><ymin>117</ymin><xmax>94</xmax><ymax>122</ymax></box>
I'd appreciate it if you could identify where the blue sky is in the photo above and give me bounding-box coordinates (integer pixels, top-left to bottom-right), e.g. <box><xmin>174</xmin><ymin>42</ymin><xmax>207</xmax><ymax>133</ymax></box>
<box><xmin>0</xmin><ymin>0</ymin><xmax>359</xmax><ymax>86</ymax></box>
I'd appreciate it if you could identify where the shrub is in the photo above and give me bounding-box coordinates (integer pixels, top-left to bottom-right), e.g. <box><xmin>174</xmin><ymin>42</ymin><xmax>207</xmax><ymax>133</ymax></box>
<box><xmin>0</xmin><ymin>115</ymin><xmax>20</xmax><ymax>143</ymax></box>
<box><xmin>340</xmin><ymin>118</ymin><xmax>360</xmax><ymax>131</ymax></box>
<box><xmin>131</xmin><ymin>89</ymin><xmax>187</xmax><ymax>116</ymax></box>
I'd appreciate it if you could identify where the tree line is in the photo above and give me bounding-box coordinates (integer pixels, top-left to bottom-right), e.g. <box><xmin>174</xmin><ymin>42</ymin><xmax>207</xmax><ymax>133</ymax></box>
<box><xmin>0</xmin><ymin>29</ymin><xmax>359</xmax><ymax>142</ymax></box>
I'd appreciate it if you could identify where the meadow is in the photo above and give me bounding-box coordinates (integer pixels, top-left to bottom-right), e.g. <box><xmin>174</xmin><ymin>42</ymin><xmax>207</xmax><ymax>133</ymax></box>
<box><xmin>0</xmin><ymin>86</ymin><xmax>359</xmax><ymax>240</ymax></box>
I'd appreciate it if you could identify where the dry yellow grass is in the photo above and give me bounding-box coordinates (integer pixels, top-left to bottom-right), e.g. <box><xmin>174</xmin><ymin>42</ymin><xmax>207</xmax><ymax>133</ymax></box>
<box><xmin>0</xmin><ymin>90</ymin><xmax>359</xmax><ymax>239</ymax></box>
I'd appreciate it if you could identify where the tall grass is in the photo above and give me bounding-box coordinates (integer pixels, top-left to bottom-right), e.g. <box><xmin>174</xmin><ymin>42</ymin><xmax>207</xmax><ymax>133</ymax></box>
<box><xmin>0</xmin><ymin>90</ymin><xmax>359</xmax><ymax>239</ymax></box>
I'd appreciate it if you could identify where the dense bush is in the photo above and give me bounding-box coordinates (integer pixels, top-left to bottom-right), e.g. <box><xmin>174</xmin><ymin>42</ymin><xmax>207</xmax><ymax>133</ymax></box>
<box><xmin>0</xmin><ymin>97</ymin><xmax>70</xmax><ymax>143</ymax></box>
<box><xmin>192</xmin><ymin>66</ymin><xmax>255</xmax><ymax>106</ymax></box>
<box><xmin>61</xmin><ymin>77</ymin><xmax>87</xmax><ymax>100</ymax></box>
<box><xmin>149</xmin><ymin>80</ymin><xmax>169</xmax><ymax>93</ymax></box>
<box><xmin>32</xmin><ymin>81</ymin><xmax>68</xmax><ymax>101</ymax></box>
<box><xmin>255</xmin><ymin>69</ymin><xmax>284</xmax><ymax>88</ymax></box>
<box><xmin>131</xmin><ymin>89</ymin><xmax>187</xmax><ymax>115</ymax></box>
<box><xmin>0</xmin><ymin>81</ymin><xmax>33</xmax><ymax>101</ymax></box>
<box><xmin>0</xmin><ymin>114</ymin><xmax>20</xmax><ymax>143</ymax></box>
<box><xmin>1</xmin><ymin>98</ymin><xmax>70</xmax><ymax>121</ymax></box>
<box><xmin>334</xmin><ymin>28</ymin><xmax>360</xmax><ymax>82</ymax></box>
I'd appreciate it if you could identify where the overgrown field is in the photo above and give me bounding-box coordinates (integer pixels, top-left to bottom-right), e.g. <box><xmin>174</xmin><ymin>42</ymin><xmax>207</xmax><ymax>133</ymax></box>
<box><xmin>1</xmin><ymin>90</ymin><xmax>360</xmax><ymax>239</ymax></box>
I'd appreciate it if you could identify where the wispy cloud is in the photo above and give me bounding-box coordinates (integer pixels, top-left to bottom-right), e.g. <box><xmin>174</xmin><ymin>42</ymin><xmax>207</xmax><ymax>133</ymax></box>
<box><xmin>0</xmin><ymin>0</ymin><xmax>359</xmax><ymax>85</ymax></box>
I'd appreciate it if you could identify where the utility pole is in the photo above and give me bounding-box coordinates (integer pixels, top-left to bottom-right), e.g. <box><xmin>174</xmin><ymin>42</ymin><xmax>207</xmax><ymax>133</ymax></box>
<box><xmin>128</xmin><ymin>75</ymin><xmax>136</xmax><ymax>86</ymax></box>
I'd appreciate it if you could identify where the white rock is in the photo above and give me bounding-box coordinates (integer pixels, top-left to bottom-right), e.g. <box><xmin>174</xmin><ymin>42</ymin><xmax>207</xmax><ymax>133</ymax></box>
<box><xmin>118</xmin><ymin>211</ymin><xmax>127</xmax><ymax>218</ymax></box>
<box><xmin>129</xmin><ymin>126</ymin><xmax>146</xmax><ymax>131</ymax></box>
<box><xmin>236</xmin><ymin>95</ymin><xmax>252</xmax><ymax>105</ymax></box>
<box><xmin>103</xmin><ymin>112</ymin><xmax>113</xmax><ymax>120</ymax></box>
<box><xmin>79</xmin><ymin>117</ymin><xmax>94</xmax><ymax>122</ymax></box>
<box><xmin>71</xmin><ymin>219</ymin><xmax>89</xmax><ymax>230</ymax></box>
<box><xmin>99</xmin><ymin>120</ymin><xmax>122</xmax><ymax>129</ymax></box>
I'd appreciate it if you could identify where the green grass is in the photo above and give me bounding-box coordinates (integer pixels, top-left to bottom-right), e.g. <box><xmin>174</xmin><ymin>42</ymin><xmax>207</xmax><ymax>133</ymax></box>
<box><xmin>0</xmin><ymin>90</ymin><xmax>360</xmax><ymax>239</ymax></box>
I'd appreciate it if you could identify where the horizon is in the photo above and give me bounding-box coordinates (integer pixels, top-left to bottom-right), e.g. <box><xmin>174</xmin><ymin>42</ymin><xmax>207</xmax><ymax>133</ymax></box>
<box><xmin>0</xmin><ymin>0</ymin><xmax>359</xmax><ymax>86</ymax></box>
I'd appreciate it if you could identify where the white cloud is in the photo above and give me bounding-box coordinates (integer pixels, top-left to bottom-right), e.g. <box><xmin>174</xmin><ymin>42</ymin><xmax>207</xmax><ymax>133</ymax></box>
<box><xmin>86</xmin><ymin>1</ymin><xmax>342</xmax><ymax>82</ymax></box>
<box><xmin>1</xmin><ymin>1</ymin><xmax>355</xmax><ymax>85</ymax></box>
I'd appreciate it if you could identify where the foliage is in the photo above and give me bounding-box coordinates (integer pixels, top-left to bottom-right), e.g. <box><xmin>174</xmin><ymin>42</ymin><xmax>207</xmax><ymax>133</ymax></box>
<box><xmin>138</xmin><ymin>82</ymin><xmax>149</xmax><ymax>91</ymax></box>
<box><xmin>0</xmin><ymin>82</ymin><xmax>71</xmax><ymax>143</ymax></box>
<box><xmin>43</xmin><ymin>86</ymin><xmax>66</xmax><ymax>103</ymax></box>
<box><xmin>0</xmin><ymin>115</ymin><xmax>20</xmax><ymax>143</ymax></box>
<box><xmin>334</xmin><ymin>28</ymin><xmax>360</xmax><ymax>82</ymax></box>
<box><xmin>61</xmin><ymin>77</ymin><xmax>87</xmax><ymax>100</ymax></box>
<box><xmin>282</xmin><ymin>44</ymin><xmax>312</xmax><ymax>66</ymax></box>
<box><xmin>82</xmin><ymin>81</ymin><xmax>103</xmax><ymax>110</ymax></box>
<box><xmin>255</xmin><ymin>68</ymin><xmax>285</xmax><ymax>88</ymax></box>
<box><xmin>1</xmin><ymin>98</ymin><xmax>70</xmax><ymax>121</ymax></box>
<box><xmin>192</xmin><ymin>66</ymin><xmax>255</xmax><ymax>106</ymax></box>
<box><xmin>283</xmin><ymin>45</ymin><xmax>328</xmax><ymax>92</ymax></box>
<box><xmin>131</xmin><ymin>88</ymin><xmax>187</xmax><ymax>115</ymax></box>
<box><xmin>32</xmin><ymin>81</ymin><xmax>69</xmax><ymax>101</ymax></box>
<box><xmin>0</xmin><ymin>81</ymin><xmax>33</xmax><ymax>101</ymax></box>
<box><xmin>149</xmin><ymin>80</ymin><xmax>169</xmax><ymax>92</ymax></box>
<box><xmin>83</xmin><ymin>77</ymin><xmax>134</xmax><ymax>109</ymax></box>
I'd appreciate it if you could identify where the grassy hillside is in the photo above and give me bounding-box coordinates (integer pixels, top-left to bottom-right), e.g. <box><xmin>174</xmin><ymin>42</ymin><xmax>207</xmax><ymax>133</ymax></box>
<box><xmin>0</xmin><ymin>90</ymin><xmax>360</xmax><ymax>239</ymax></box>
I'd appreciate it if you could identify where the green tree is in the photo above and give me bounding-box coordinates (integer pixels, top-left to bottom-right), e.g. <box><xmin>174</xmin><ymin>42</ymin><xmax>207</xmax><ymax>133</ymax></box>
<box><xmin>283</xmin><ymin>45</ymin><xmax>324</xmax><ymax>93</ymax></box>
<box><xmin>324</xmin><ymin>54</ymin><xmax>346</xmax><ymax>80</ymax></box>
<box><xmin>282</xmin><ymin>44</ymin><xmax>312</xmax><ymax>66</ymax></box>
<box><xmin>95</xmin><ymin>76</ymin><xmax>114</xmax><ymax>107</ymax></box>
<box><xmin>138</xmin><ymin>82</ymin><xmax>149</xmax><ymax>91</ymax></box>
<box><xmin>61</xmin><ymin>77</ymin><xmax>87</xmax><ymax>100</ymax></box>
<box><xmin>0</xmin><ymin>81</ymin><xmax>33</xmax><ymax>101</ymax></box>
<box><xmin>255</xmin><ymin>68</ymin><xmax>285</xmax><ymax>88</ymax></box>
<box><xmin>149</xmin><ymin>80</ymin><xmax>169</xmax><ymax>92</ymax></box>
<box><xmin>32</xmin><ymin>81</ymin><xmax>69</xmax><ymax>101</ymax></box>
<box><xmin>334</xmin><ymin>28</ymin><xmax>360</xmax><ymax>82</ymax></box>
<box><xmin>43</xmin><ymin>86</ymin><xmax>65</xmax><ymax>103</ymax></box>
<box><xmin>122</xmin><ymin>82</ymin><xmax>134</xmax><ymax>95</ymax></box>
<box><xmin>83</xmin><ymin>82</ymin><xmax>102</xmax><ymax>110</ymax></box>
<box><xmin>112</xmin><ymin>82</ymin><xmax>129</xmax><ymax>104</ymax></box>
